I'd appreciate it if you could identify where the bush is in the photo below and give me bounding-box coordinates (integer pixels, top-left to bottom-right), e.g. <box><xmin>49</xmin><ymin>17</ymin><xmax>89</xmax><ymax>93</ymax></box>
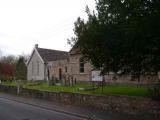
<box><xmin>148</xmin><ymin>84</ymin><xmax>160</xmax><ymax>100</ymax></box>
<box><xmin>0</xmin><ymin>75</ymin><xmax>14</xmax><ymax>82</ymax></box>
<box><xmin>48</xmin><ymin>79</ymin><xmax>55</xmax><ymax>86</ymax></box>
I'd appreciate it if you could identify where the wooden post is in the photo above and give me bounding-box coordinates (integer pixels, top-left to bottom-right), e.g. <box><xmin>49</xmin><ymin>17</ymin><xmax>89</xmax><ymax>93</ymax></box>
<box><xmin>101</xmin><ymin>76</ymin><xmax>104</xmax><ymax>94</ymax></box>
<box><xmin>17</xmin><ymin>80</ymin><xmax>21</xmax><ymax>95</ymax></box>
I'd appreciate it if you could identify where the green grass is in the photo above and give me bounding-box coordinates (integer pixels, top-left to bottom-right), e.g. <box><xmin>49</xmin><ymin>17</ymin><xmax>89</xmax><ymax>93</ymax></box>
<box><xmin>1</xmin><ymin>81</ymin><xmax>149</xmax><ymax>97</ymax></box>
<box><xmin>83</xmin><ymin>85</ymin><xmax>148</xmax><ymax>97</ymax></box>
<box><xmin>26</xmin><ymin>83</ymin><xmax>91</xmax><ymax>93</ymax></box>
<box><xmin>2</xmin><ymin>81</ymin><xmax>17</xmax><ymax>86</ymax></box>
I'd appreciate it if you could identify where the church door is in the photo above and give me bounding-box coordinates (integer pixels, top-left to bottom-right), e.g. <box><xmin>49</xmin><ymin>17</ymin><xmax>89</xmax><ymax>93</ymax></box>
<box><xmin>59</xmin><ymin>68</ymin><xmax>62</xmax><ymax>80</ymax></box>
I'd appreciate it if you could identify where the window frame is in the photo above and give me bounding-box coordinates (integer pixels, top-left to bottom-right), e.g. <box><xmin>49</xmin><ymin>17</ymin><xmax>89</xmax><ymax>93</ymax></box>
<box><xmin>79</xmin><ymin>58</ymin><xmax>84</xmax><ymax>73</ymax></box>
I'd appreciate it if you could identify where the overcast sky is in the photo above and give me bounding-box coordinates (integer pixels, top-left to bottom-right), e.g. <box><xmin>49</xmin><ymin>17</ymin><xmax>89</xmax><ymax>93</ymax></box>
<box><xmin>0</xmin><ymin>0</ymin><xmax>95</xmax><ymax>56</ymax></box>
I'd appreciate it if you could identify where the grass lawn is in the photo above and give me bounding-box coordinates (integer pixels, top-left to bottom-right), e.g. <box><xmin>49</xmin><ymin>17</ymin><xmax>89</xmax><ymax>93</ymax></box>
<box><xmin>2</xmin><ymin>81</ymin><xmax>149</xmax><ymax>97</ymax></box>
<box><xmin>84</xmin><ymin>85</ymin><xmax>148</xmax><ymax>97</ymax></box>
<box><xmin>2</xmin><ymin>81</ymin><xmax>17</xmax><ymax>86</ymax></box>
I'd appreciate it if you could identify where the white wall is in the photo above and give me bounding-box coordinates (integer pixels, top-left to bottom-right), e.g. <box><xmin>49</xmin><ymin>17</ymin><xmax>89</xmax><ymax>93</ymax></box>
<box><xmin>27</xmin><ymin>50</ymin><xmax>45</xmax><ymax>81</ymax></box>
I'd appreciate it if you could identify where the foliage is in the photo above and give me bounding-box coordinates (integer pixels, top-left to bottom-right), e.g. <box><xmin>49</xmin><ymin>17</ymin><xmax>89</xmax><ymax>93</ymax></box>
<box><xmin>15</xmin><ymin>56</ymin><xmax>27</xmax><ymax>80</ymax></box>
<box><xmin>148</xmin><ymin>84</ymin><xmax>160</xmax><ymax>100</ymax></box>
<box><xmin>0</xmin><ymin>55</ymin><xmax>27</xmax><ymax>81</ymax></box>
<box><xmin>68</xmin><ymin>0</ymin><xmax>160</xmax><ymax>81</ymax></box>
<box><xmin>0</xmin><ymin>55</ymin><xmax>16</xmax><ymax>64</ymax></box>
<box><xmin>0</xmin><ymin>62</ymin><xmax>15</xmax><ymax>81</ymax></box>
<box><xmin>0</xmin><ymin>55</ymin><xmax>16</xmax><ymax>81</ymax></box>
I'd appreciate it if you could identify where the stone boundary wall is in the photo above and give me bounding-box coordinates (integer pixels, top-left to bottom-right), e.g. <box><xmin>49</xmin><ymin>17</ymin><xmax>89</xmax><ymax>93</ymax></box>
<box><xmin>0</xmin><ymin>85</ymin><xmax>159</xmax><ymax>119</ymax></box>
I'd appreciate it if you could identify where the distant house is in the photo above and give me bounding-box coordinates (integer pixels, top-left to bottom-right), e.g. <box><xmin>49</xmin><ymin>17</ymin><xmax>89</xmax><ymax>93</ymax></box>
<box><xmin>27</xmin><ymin>44</ymin><xmax>159</xmax><ymax>84</ymax></box>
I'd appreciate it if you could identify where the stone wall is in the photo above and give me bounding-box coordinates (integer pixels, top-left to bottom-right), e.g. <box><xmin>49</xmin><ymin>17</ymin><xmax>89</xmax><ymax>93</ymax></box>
<box><xmin>51</xmin><ymin>59</ymin><xmax>69</xmax><ymax>80</ymax></box>
<box><xmin>104</xmin><ymin>74</ymin><xmax>159</xmax><ymax>84</ymax></box>
<box><xmin>0</xmin><ymin>85</ymin><xmax>159</xmax><ymax>119</ymax></box>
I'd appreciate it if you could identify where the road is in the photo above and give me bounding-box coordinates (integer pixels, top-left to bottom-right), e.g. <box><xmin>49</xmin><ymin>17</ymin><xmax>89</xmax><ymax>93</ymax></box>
<box><xmin>0</xmin><ymin>97</ymin><xmax>85</xmax><ymax>120</ymax></box>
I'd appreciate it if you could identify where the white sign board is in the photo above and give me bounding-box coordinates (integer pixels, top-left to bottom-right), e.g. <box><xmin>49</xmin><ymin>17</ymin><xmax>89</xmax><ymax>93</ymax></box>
<box><xmin>91</xmin><ymin>70</ymin><xmax>103</xmax><ymax>81</ymax></box>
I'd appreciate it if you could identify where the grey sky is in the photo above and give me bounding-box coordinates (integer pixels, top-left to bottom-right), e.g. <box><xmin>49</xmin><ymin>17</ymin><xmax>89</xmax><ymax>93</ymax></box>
<box><xmin>0</xmin><ymin>0</ymin><xmax>95</xmax><ymax>56</ymax></box>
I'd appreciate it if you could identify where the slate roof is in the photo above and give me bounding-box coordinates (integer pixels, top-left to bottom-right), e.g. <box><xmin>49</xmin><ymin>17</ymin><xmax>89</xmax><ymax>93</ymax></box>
<box><xmin>37</xmin><ymin>48</ymin><xmax>69</xmax><ymax>62</ymax></box>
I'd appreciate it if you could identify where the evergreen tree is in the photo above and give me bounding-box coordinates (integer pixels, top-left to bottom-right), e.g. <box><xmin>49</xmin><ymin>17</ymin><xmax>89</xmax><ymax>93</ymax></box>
<box><xmin>16</xmin><ymin>57</ymin><xmax>27</xmax><ymax>80</ymax></box>
<box><xmin>69</xmin><ymin>0</ymin><xmax>160</xmax><ymax>80</ymax></box>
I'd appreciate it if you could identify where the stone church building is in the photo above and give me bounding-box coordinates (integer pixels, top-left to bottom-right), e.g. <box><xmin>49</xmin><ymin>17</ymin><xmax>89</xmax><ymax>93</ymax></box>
<box><xmin>27</xmin><ymin>44</ymin><xmax>92</xmax><ymax>82</ymax></box>
<box><xmin>27</xmin><ymin>44</ymin><xmax>159</xmax><ymax>84</ymax></box>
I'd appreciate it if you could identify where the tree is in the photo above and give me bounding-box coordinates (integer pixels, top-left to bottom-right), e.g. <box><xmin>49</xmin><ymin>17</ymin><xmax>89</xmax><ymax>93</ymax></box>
<box><xmin>0</xmin><ymin>55</ymin><xmax>16</xmax><ymax>81</ymax></box>
<box><xmin>69</xmin><ymin>0</ymin><xmax>160</xmax><ymax>81</ymax></box>
<box><xmin>15</xmin><ymin>56</ymin><xmax>27</xmax><ymax>80</ymax></box>
<box><xmin>0</xmin><ymin>62</ymin><xmax>15</xmax><ymax>81</ymax></box>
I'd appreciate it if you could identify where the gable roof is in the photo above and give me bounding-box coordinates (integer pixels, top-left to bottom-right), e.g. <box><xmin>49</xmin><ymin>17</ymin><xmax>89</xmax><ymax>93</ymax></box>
<box><xmin>37</xmin><ymin>48</ymin><xmax>69</xmax><ymax>62</ymax></box>
<box><xmin>69</xmin><ymin>42</ymin><xmax>81</xmax><ymax>55</ymax></box>
<box><xmin>26</xmin><ymin>48</ymin><xmax>44</xmax><ymax>66</ymax></box>
<box><xmin>27</xmin><ymin>44</ymin><xmax>69</xmax><ymax>66</ymax></box>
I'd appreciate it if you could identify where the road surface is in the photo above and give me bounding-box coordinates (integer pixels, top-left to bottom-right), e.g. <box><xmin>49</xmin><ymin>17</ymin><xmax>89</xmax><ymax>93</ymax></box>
<box><xmin>0</xmin><ymin>97</ymin><xmax>85</xmax><ymax>120</ymax></box>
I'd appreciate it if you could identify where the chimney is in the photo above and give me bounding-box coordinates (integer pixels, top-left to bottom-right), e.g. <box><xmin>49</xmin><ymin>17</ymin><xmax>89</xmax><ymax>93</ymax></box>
<box><xmin>35</xmin><ymin>44</ymin><xmax>38</xmax><ymax>49</ymax></box>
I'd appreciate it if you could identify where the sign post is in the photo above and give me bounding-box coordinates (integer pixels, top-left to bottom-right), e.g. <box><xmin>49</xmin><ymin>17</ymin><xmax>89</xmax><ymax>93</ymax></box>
<box><xmin>101</xmin><ymin>76</ymin><xmax>105</xmax><ymax>93</ymax></box>
<box><xmin>91</xmin><ymin>70</ymin><xmax>104</xmax><ymax>93</ymax></box>
<box><xmin>16</xmin><ymin>80</ymin><xmax>22</xmax><ymax>95</ymax></box>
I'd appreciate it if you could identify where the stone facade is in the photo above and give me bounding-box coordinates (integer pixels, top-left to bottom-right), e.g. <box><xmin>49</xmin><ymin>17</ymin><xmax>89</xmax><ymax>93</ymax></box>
<box><xmin>50</xmin><ymin>54</ymin><xmax>92</xmax><ymax>82</ymax></box>
<box><xmin>52</xmin><ymin>59</ymin><xmax>69</xmax><ymax>80</ymax></box>
<box><xmin>68</xmin><ymin>54</ymin><xmax>92</xmax><ymax>82</ymax></box>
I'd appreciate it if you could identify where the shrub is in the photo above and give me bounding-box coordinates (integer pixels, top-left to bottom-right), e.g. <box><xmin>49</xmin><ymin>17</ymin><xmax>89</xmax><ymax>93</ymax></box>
<box><xmin>148</xmin><ymin>84</ymin><xmax>160</xmax><ymax>100</ymax></box>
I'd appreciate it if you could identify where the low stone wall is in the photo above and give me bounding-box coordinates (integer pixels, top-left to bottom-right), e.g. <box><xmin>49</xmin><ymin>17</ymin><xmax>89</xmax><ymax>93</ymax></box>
<box><xmin>0</xmin><ymin>85</ymin><xmax>159</xmax><ymax>119</ymax></box>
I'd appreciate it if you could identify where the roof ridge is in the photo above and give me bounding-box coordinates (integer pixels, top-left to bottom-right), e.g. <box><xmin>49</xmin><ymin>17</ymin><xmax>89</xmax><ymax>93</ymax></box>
<box><xmin>38</xmin><ymin>47</ymin><xmax>68</xmax><ymax>53</ymax></box>
<box><xmin>37</xmin><ymin>47</ymin><xmax>69</xmax><ymax>62</ymax></box>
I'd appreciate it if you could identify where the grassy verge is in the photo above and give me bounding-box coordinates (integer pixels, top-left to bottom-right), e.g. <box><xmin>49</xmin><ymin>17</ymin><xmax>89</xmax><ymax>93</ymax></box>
<box><xmin>83</xmin><ymin>85</ymin><xmax>148</xmax><ymax>97</ymax></box>
<box><xmin>2</xmin><ymin>81</ymin><xmax>17</xmax><ymax>86</ymax></box>
<box><xmin>1</xmin><ymin>81</ymin><xmax>149</xmax><ymax>97</ymax></box>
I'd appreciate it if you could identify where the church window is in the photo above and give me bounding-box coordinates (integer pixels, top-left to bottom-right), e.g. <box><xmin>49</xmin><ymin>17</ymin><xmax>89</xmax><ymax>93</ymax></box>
<box><xmin>79</xmin><ymin>58</ymin><xmax>84</xmax><ymax>73</ymax></box>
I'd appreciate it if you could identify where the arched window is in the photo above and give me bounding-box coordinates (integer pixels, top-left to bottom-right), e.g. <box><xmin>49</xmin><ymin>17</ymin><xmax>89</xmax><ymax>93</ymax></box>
<box><xmin>59</xmin><ymin>68</ymin><xmax>62</xmax><ymax>80</ymax></box>
<box><xmin>79</xmin><ymin>58</ymin><xmax>84</xmax><ymax>73</ymax></box>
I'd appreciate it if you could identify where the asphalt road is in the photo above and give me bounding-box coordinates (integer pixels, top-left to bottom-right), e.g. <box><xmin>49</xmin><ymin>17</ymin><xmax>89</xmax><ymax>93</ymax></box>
<box><xmin>0</xmin><ymin>97</ymin><xmax>84</xmax><ymax>120</ymax></box>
